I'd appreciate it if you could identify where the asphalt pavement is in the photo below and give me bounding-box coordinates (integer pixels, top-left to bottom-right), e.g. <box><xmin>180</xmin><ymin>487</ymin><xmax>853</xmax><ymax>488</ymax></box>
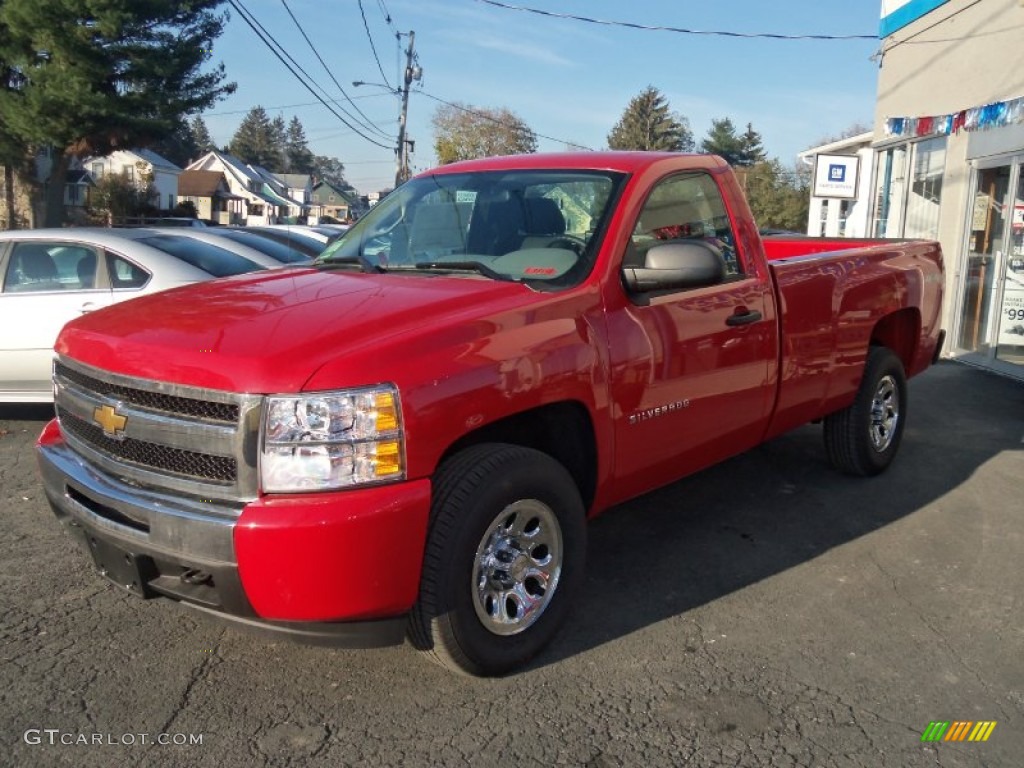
<box><xmin>0</xmin><ymin>360</ymin><xmax>1021</xmax><ymax>768</ymax></box>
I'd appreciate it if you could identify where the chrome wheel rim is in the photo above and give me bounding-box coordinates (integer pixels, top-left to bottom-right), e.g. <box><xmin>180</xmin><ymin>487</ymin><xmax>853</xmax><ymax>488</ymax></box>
<box><xmin>869</xmin><ymin>374</ymin><xmax>900</xmax><ymax>452</ymax></box>
<box><xmin>472</xmin><ymin>499</ymin><xmax>563</xmax><ymax>636</ymax></box>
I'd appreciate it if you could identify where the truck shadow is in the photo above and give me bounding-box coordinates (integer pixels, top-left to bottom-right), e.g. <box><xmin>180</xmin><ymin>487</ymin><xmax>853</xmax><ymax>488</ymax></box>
<box><xmin>0</xmin><ymin>404</ymin><xmax>55</xmax><ymax>423</ymax></box>
<box><xmin>536</xmin><ymin>361</ymin><xmax>1024</xmax><ymax>670</ymax></box>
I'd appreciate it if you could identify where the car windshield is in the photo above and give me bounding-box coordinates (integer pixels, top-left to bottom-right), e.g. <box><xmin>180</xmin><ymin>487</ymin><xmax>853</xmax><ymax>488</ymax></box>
<box><xmin>247</xmin><ymin>229</ymin><xmax>325</xmax><ymax>257</ymax></box>
<box><xmin>317</xmin><ymin>169</ymin><xmax>625</xmax><ymax>289</ymax></box>
<box><xmin>137</xmin><ymin>235</ymin><xmax>263</xmax><ymax>276</ymax></box>
<box><xmin>212</xmin><ymin>230</ymin><xmax>311</xmax><ymax>264</ymax></box>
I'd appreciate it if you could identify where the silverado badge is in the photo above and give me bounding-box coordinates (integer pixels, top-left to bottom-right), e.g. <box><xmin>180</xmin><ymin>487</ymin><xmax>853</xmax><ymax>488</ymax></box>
<box><xmin>93</xmin><ymin>404</ymin><xmax>127</xmax><ymax>439</ymax></box>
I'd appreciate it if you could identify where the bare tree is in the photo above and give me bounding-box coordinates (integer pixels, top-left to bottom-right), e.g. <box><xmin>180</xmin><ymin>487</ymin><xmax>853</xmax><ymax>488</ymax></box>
<box><xmin>432</xmin><ymin>103</ymin><xmax>537</xmax><ymax>164</ymax></box>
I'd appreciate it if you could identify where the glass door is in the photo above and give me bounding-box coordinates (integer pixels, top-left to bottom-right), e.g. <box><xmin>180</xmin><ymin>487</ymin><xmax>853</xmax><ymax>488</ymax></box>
<box><xmin>995</xmin><ymin>166</ymin><xmax>1024</xmax><ymax>365</ymax></box>
<box><xmin>955</xmin><ymin>163</ymin><xmax>1013</xmax><ymax>358</ymax></box>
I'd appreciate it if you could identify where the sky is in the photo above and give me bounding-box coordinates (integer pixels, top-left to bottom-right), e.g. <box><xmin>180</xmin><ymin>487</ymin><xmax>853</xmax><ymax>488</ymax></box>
<box><xmin>203</xmin><ymin>1</ymin><xmax>885</xmax><ymax>194</ymax></box>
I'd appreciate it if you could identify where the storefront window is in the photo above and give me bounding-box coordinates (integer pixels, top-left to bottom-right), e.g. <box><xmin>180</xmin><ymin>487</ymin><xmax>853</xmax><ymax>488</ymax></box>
<box><xmin>872</xmin><ymin>146</ymin><xmax>907</xmax><ymax>237</ymax></box>
<box><xmin>871</xmin><ymin>137</ymin><xmax>947</xmax><ymax>239</ymax></box>
<box><xmin>905</xmin><ymin>137</ymin><xmax>945</xmax><ymax>239</ymax></box>
<box><xmin>838</xmin><ymin>199</ymin><xmax>851</xmax><ymax>236</ymax></box>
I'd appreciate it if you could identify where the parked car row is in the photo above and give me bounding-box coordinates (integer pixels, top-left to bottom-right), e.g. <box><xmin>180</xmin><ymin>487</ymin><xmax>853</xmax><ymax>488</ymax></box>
<box><xmin>0</xmin><ymin>224</ymin><xmax>343</xmax><ymax>402</ymax></box>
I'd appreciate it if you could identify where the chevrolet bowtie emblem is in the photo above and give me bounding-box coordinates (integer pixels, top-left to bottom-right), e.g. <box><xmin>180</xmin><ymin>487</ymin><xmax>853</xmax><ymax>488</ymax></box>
<box><xmin>93</xmin><ymin>404</ymin><xmax>127</xmax><ymax>438</ymax></box>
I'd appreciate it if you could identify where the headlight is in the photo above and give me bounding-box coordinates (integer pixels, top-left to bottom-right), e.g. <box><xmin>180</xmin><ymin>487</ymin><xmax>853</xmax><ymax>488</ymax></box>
<box><xmin>260</xmin><ymin>386</ymin><xmax>404</xmax><ymax>493</ymax></box>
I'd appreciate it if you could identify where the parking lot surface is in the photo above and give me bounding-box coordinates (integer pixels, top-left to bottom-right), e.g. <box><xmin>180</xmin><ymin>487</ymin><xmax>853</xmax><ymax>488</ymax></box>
<box><xmin>1</xmin><ymin>361</ymin><xmax>1021</xmax><ymax>768</ymax></box>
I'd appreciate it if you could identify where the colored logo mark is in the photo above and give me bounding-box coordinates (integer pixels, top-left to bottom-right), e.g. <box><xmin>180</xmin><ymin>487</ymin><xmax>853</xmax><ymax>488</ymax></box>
<box><xmin>828</xmin><ymin>164</ymin><xmax>846</xmax><ymax>182</ymax></box>
<box><xmin>93</xmin><ymin>404</ymin><xmax>127</xmax><ymax>438</ymax></box>
<box><xmin>921</xmin><ymin>721</ymin><xmax>997</xmax><ymax>742</ymax></box>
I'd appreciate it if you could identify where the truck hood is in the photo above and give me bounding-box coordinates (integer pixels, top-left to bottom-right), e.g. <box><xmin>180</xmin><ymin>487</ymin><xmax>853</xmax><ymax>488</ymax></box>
<box><xmin>57</xmin><ymin>267</ymin><xmax>534</xmax><ymax>393</ymax></box>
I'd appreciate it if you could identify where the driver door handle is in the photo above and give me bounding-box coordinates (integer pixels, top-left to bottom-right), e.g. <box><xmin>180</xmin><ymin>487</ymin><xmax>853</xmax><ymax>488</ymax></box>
<box><xmin>726</xmin><ymin>309</ymin><xmax>762</xmax><ymax>327</ymax></box>
<box><xmin>79</xmin><ymin>301</ymin><xmax>99</xmax><ymax>314</ymax></box>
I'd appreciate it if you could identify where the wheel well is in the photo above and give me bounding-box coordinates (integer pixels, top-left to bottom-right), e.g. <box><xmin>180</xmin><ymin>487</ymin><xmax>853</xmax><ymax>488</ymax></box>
<box><xmin>440</xmin><ymin>401</ymin><xmax>597</xmax><ymax>510</ymax></box>
<box><xmin>871</xmin><ymin>308</ymin><xmax>920</xmax><ymax>370</ymax></box>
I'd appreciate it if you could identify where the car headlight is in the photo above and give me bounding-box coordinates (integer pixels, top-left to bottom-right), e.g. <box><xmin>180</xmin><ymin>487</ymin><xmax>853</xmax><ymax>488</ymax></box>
<box><xmin>260</xmin><ymin>386</ymin><xmax>404</xmax><ymax>493</ymax></box>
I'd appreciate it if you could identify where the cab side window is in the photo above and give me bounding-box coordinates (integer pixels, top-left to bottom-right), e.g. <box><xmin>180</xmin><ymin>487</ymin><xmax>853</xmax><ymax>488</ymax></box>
<box><xmin>626</xmin><ymin>173</ymin><xmax>743</xmax><ymax>279</ymax></box>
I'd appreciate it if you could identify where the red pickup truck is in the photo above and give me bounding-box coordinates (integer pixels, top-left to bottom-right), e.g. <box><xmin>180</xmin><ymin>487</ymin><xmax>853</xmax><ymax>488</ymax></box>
<box><xmin>37</xmin><ymin>152</ymin><xmax>944</xmax><ymax>675</ymax></box>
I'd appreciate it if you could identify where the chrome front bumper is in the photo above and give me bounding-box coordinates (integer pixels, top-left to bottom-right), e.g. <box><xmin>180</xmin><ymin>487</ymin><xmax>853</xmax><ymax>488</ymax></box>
<box><xmin>37</xmin><ymin>434</ymin><xmax>407</xmax><ymax>647</ymax></box>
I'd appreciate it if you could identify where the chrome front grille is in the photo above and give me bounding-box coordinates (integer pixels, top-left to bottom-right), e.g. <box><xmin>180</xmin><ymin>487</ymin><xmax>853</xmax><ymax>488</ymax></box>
<box><xmin>54</xmin><ymin>361</ymin><xmax>239</xmax><ymax>423</ymax></box>
<box><xmin>57</xmin><ymin>407</ymin><xmax>237</xmax><ymax>483</ymax></box>
<box><xmin>53</xmin><ymin>357</ymin><xmax>262</xmax><ymax>503</ymax></box>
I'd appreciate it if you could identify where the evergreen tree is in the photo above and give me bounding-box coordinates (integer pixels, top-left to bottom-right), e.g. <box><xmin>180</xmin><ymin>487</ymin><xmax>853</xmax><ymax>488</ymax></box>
<box><xmin>738</xmin><ymin>122</ymin><xmax>766</xmax><ymax>166</ymax></box>
<box><xmin>607</xmin><ymin>86</ymin><xmax>693</xmax><ymax>152</ymax></box>
<box><xmin>229</xmin><ymin>106</ymin><xmax>283</xmax><ymax>169</ymax></box>
<box><xmin>191</xmin><ymin>116</ymin><xmax>217</xmax><ymax>155</ymax></box>
<box><xmin>701</xmin><ymin>118</ymin><xmax>745</xmax><ymax>166</ymax></box>
<box><xmin>0</xmin><ymin>0</ymin><xmax>234</xmax><ymax>225</ymax></box>
<box><xmin>270</xmin><ymin>115</ymin><xmax>287</xmax><ymax>171</ymax></box>
<box><xmin>285</xmin><ymin>116</ymin><xmax>315</xmax><ymax>174</ymax></box>
<box><xmin>150</xmin><ymin>117</ymin><xmax>197</xmax><ymax>168</ymax></box>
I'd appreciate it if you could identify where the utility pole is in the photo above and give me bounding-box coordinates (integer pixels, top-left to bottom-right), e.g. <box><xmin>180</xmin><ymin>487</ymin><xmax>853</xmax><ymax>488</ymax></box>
<box><xmin>395</xmin><ymin>31</ymin><xmax>421</xmax><ymax>188</ymax></box>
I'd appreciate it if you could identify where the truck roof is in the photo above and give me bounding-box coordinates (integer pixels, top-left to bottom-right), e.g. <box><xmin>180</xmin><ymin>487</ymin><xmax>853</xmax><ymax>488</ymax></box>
<box><xmin>422</xmin><ymin>151</ymin><xmax>731</xmax><ymax>176</ymax></box>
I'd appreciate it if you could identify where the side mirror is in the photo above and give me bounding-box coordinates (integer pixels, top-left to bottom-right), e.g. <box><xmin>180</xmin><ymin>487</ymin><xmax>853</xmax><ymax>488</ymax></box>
<box><xmin>622</xmin><ymin>241</ymin><xmax>726</xmax><ymax>293</ymax></box>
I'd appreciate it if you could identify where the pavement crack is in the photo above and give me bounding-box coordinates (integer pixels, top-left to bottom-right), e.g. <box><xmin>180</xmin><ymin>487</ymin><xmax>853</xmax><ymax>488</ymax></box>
<box><xmin>870</xmin><ymin>553</ymin><xmax>1011</xmax><ymax>720</ymax></box>
<box><xmin>139</xmin><ymin>628</ymin><xmax>225</xmax><ymax>763</ymax></box>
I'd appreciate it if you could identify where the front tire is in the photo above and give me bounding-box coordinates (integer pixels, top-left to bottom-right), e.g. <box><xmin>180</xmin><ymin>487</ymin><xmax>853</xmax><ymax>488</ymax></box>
<box><xmin>824</xmin><ymin>346</ymin><xmax>907</xmax><ymax>476</ymax></box>
<box><xmin>409</xmin><ymin>443</ymin><xmax>586</xmax><ymax>676</ymax></box>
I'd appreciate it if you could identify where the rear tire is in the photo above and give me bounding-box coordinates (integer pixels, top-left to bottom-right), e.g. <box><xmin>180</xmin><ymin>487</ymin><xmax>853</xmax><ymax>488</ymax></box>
<box><xmin>409</xmin><ymin>443</ymin><xmax>586</xmax><ymax>676</ymax></box>
<box><xmin>824</xmin><ymin>346</ymin><xmax>907</xmax><ymax>476</ymax></box>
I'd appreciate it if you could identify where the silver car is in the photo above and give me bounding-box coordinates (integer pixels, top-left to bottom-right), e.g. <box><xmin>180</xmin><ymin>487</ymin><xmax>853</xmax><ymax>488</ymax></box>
<box><xmin>0</xmin><ymin>228</ymin><xmax>269</xmax><ymax>402</ymax></box>
<box><xmin>174</xmin><ymin>227</ymin><xmax>313</xmax><ymax>265</ymax></box>
<box><xmin>243</xmin><ymin>226</ymin><xmax>329</xmax><ymax>257</ymax></box>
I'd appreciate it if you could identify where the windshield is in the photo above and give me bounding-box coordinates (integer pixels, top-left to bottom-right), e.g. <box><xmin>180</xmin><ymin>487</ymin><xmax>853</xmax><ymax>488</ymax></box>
<box><xmin>213</xmin><ymin>230</ymin><xmax>311</xmax><ymax>264</ymax></box>
<box><xmin>318</xmin><ymin>169</ymin><xmax>624</xmax><ymax>289</ymax></box>
<box><xmin>247</xmin><ymin>229</ymin><xmax>325</xmax><ymax>257</ymax></box>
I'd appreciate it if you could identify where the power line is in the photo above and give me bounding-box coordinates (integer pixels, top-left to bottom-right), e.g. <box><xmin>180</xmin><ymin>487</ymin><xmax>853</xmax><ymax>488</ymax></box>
<box><xmin>358</xmin><ymin>0</ymin><xmax>394</xmax><ymax>90</ymax></box>
<box><xmin>206</xmin><ymin>93</ymin><xmax>391</xmax><ymax>117</ymax></box>
<box><xmin>227</xmin><ymin>0</ymin><xmax>393</xmax><ymax>149</ymax></box>
<box><xmin>473</xmin><ymin>0</ymin><xmax>877</xmax><ymax>41</ymax></box>
<box><xmin>414</xmin><ymin>90</ymin><xmax>592</xmax><ymax>150</ymax></box>
<box><xmin>280</xmin><ymin>0</ymin><xmax>391</xmax><ymax>140</ymax></box>
<box><xmin>370</xmin><ymin>0</ymin><xmax>397</xmax><ymax>83</ymax></box>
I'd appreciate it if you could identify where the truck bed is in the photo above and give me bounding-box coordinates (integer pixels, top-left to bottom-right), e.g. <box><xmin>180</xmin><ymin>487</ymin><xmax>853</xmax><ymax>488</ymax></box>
<box><xmin>761</xmin><ymin>236</ymin><xmax>903</xmax><ymax>261</ymax></box>
<box><xmin>763</xmin><ymin>238</ymin><xmax>945</xmax><ymax>441</ymax></box>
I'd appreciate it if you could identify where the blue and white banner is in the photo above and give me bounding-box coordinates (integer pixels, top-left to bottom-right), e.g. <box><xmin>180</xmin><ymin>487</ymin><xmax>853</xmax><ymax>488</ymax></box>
<box><xmin>880</xmin><ymin>0</ymin><xmax>952</xmax><ymax>38</ymax></box>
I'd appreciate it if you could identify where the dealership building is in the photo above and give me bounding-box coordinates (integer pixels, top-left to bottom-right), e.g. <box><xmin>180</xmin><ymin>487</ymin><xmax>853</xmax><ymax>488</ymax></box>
<box><xmin>803</xmin><ymin>0</ymin><xmax>1024</xmax><ymax>379</ymax></box>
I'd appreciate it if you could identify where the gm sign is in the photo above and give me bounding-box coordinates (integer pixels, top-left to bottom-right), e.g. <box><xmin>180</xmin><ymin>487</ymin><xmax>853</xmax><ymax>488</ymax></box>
<box><xmin>813</xmin><ymin>154</ymin><xmax>859</xmax><ymax>199</ymax></box>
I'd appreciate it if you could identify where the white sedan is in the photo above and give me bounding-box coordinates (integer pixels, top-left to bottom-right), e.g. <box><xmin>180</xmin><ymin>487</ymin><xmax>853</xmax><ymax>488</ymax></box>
<box><xmin>0</xmin><ymin>228</ymin><xmax>270</xmax><ymax>402</ymax></box>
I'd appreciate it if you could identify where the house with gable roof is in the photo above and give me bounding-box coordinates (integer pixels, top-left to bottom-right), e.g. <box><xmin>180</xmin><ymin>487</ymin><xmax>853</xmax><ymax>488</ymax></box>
<box><xmin>277</xmin><ymin>173</ymin><xmax>314</xmax><ymax>219</ymax></box>
<box><xmin>247</xmin><ymin>165</ymin><xmax>306</xmax><ymax>223</ymax></box>
<box><xmin>310</xmin><ymin>179</ymin><xmax>359</xmax><ymax>222</ymax></box>
<box><xmin>177</xmin><ymin>170</ymin><xmax>245</xmax><ymax>225</ymax></box>
<box><xmin>84</xmin><ymin>148</ymin><xmax>182</xmax><ymax>212</ymax></box>
<box><xmin>185</xmin><ymin>150</ymin><xmax>304</xmax><ymax>226</ymax></box>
